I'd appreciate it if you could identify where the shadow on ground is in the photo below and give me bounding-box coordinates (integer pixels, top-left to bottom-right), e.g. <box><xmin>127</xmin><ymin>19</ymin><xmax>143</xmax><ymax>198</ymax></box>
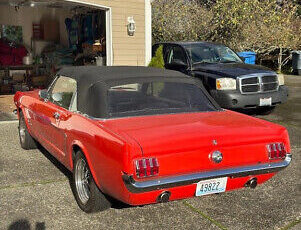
<box><xmin>36</xmin><ymin>143</ymin><xmax>131</xmax><ymax>210</ymax></box>
<box><xmin>8</xmin><ymin>219</ymin><xmax>45</xmax><ymax>230</ymax></box>
<box><xmin>0</xmin><ymin>111</ymin><xmax>17</xmax><ymax>121</ymax></box>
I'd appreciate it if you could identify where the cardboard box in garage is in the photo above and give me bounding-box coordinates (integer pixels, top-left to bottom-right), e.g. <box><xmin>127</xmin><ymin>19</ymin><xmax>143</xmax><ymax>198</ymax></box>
<box><xmin>0</xmin><ymin>70</ymin><xmax>5</xmax><ymax>78</ymax></box>
<box><xmin>31</xmin><ymin>75</ymin><xmax>48</xmax><ymax>86</ymax></box>
<box><xmin>82</xmin><ymin>43</ymin><xmax>104</xmax><ymax>53</ymax></box>
<box><xmin>0</xmin><ymin>84</ymin><xmax>12</xmax><ymax>94</ymax></box>
<box><xmin>12</xmin><ymin>74</ymin><xmax>25</xmax><ymax>83</ymax></box>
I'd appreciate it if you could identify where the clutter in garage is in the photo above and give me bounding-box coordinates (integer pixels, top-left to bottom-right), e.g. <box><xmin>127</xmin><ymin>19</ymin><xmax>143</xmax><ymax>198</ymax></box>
<box><xmin>0</xmin><ymin>2</ymin><xmax>107</xmax><ymax>95</ymax></box>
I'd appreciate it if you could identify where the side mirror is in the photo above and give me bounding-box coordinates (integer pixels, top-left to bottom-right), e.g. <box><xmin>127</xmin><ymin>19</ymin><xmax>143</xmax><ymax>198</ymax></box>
<box><xmin>39</xmin><ymin>89</ymin><xmax>49</xmax><ymax>100</ymax></box>
<box><xmin>60</xmin><ymin>112</ymin><xmax>72</xmax><ymax>121</ymax></box>
<box><xmin>172</xmin><ymin>59</ymin><xmax>188</xmax><ymax>67</ymax></box>
<box><xmin>165</xmin><ymin>59</ymin><xmax>188</xmax><ymax>70</ymax></box>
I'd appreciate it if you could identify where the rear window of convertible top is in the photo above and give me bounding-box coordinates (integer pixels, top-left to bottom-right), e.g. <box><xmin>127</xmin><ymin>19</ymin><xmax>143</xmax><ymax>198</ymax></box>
<box><xmin>106</xmin><ymin>80</ymin><xmax>217</xmax><ymax>118</ymax></box>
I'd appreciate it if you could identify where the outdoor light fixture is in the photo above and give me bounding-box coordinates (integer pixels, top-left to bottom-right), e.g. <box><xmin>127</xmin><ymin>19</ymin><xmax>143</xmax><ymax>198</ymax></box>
<box><xmin>127</xmin><ymin>16</ymin><xmax>136</xmax><ymax>36</ymax></box>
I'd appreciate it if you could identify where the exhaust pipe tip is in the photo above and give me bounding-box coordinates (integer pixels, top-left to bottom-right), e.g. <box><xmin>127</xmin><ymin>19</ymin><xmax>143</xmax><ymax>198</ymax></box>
<box><xmin>245</xmin><ymin>178</ymin><xmax>258</xmax><ymax>189</ymax></box>
<box><xmin>157</xmin><ymin>191</ymin><xmax>170</xmax><ymax>203</ymax></box>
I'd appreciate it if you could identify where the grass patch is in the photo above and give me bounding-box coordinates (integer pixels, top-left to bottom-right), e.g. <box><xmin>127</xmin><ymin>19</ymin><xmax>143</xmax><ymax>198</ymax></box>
<box><xmin>280</xmin><ymin>218</ymin><xmax>301</xmax><ymax>230</ymax></box>
<box><xmin>183</xmin><ymin>201</ymin><xmax>228</xmax><ymax>230</ymax></box>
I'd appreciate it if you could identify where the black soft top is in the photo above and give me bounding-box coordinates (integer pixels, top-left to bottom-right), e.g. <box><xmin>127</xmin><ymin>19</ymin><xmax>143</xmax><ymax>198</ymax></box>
<box><xmin>57</xmin><ymin>66</ymin><xmax>220</xmax><ymax>118</ymax></box>
<box><xmin>58</xmin><ymin>66</ymin><xmax>189</xmax><ymax>82</ymax></box>
<box><xmin>154</xmin><ymin>41</ymin><xmax>224</xmax><ymax>48</ymax></box>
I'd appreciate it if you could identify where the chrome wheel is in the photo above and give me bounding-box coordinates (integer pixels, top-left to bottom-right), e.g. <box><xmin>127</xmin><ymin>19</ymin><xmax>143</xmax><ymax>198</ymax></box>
<box><xmin>18</xmin><ymin>113</ymin><xmax>37</xmax><ymax>150</ymax></box>
<box><xmin>75</xmin><ymin>159</ymin><xmax>91</xmax><ymax>204</ymax></box>
<box><xmin>19</xmin><ymin>119</ymin><xmax>26</xmax><ymax>144</ymax></box>
<box><xmin>71</xmin><ymin>151</ymin><xmax>112</xmax><ymax>213</ymax></box>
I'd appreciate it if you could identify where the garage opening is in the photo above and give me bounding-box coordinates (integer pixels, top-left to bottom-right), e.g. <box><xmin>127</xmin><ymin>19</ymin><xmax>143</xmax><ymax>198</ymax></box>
<box><xmin>0</xmin><ymin>0</ymin><xmax>112</xmax><ymax>97</ymax></box>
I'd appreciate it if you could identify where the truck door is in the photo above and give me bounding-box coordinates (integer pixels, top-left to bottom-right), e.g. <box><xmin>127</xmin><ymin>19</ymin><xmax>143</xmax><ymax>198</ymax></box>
<box><xmin>165</xmin><ymin>45</ymin><xmax>189</xmax><ymax>74</ymax></box>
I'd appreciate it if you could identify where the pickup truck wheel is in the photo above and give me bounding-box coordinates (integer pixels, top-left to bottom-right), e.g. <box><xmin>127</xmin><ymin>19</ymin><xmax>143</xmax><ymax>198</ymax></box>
<box><xmin>19</xmin><ymin>112</ymin><xmax>37</xmax><ymax>150</ymax></box>
<box><xmin>256</xmin><ymin>106</ymin><xmax>275</xmax><ymax>115</ymax></box>
<box><xmin>71</xmin><ymin>151</ymin><xmax>111</xmax><ymax>213</ymax></box>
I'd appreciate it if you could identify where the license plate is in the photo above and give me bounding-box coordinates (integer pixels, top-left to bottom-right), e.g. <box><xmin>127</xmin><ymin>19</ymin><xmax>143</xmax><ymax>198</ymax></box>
<box><xmin>196</xmin><ymin>177</ymin><xmax>228</xmax><ymax>196</ymax></box>
<box><xmin>260</xmin><ymin>97</ymin><xmax>272</xmax><ymax>106</ymax></box>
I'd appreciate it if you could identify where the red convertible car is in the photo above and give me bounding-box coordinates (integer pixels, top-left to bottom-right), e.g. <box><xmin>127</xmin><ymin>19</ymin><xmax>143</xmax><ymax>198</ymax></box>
<box><xmin>14</xmin><ymin>66</ymin><xmax>292</xmax><ymax>213</ymax></box>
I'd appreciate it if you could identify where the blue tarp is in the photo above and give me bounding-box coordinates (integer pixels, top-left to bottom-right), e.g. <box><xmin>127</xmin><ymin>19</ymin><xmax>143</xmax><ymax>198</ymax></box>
<box><xmin>238</xmin><ymin>51</ymin><xmax>256</xmax><ymax>64</ymax></box>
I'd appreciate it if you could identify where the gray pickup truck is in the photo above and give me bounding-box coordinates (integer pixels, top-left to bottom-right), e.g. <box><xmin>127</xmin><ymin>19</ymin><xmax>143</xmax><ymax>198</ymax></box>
<box><xmin>153</xmin><ymin>41</ymin><xmax>288</xmax><ymax>114</ymax></box>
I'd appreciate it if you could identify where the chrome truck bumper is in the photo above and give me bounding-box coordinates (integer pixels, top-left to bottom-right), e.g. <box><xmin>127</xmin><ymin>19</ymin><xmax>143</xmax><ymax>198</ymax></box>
<box><xmin>210</xmin><ymin>85</ymin><xmax>288</xmax><ymax>109</ymax></box>
<box><xmin>122</xmin><ymin>154</ymin><xmax>292</xmax><ymax>193</ymax></box>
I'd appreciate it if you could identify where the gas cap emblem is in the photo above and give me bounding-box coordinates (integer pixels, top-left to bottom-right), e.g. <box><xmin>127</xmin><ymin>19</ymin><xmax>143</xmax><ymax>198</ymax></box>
<box><xmin>210</xmin><ymin>151</ymin><xmax>223</xmax><ymax>163</ymax></box>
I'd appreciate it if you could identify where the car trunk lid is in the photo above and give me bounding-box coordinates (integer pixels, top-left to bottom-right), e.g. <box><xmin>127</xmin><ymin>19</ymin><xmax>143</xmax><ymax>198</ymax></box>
<box><xmin>101</xmin><ymin>111</ymin><xmax>287</xmax><ymax>177</ymax></box>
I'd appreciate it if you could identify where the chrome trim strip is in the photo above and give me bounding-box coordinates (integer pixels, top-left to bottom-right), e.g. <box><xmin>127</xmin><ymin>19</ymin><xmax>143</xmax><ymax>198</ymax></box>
<box><xmin>258</xmin><ymin>75</ymin><xmax>263</xmax><ymax>92</ymax></box>
<box><xmin>238</xmin><ymin>73</ymin><xmax>279</xmax><ymax>95</ymax></box>
<box><xmin>122</xmin><ymin>154</ymin><xmax>292</xmax><ymax>193</ymax></box>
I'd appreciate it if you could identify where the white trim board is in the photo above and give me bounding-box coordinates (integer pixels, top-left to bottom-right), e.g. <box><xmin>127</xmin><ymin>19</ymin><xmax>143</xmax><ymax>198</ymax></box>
<box><xmin>145</xmin><ymin>0</ymin><xmax>152</xmax><ymax>66</ymax></box>
<box><xmin>61</xmin><ymin>0</ymin><xmax>109</xmax><ymax>11</ymax></box>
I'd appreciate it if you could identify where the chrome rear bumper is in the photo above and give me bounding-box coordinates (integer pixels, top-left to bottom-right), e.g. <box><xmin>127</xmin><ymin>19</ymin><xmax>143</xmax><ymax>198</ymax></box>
<box><xmin>122</xmin><ymin>154</ymin><xmax>292</xmax><ymax>193</ymax></box>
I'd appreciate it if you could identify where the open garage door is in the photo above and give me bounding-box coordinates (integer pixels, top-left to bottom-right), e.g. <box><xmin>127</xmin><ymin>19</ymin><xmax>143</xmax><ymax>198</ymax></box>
<box><xmin>0</xmin><ymin>0</ymin><xmax>112</xmax><ymax>67</ymax></box>
<box><xmin>0</xmin><ymin>0</ymin><xmax>114</xmax><ymax>94</ymax></box>
<box><xmin>62</xmin><ymin>0</ymin><xmax>113</xmax><ymax>66</ymax></box>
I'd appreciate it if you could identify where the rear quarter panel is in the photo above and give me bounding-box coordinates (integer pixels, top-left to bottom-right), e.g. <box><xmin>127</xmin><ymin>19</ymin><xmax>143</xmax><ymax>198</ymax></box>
<box><xmin>15</xmin><ymin>91</ymin><xmax>142</xmax><ymax>202</ymax></box>
<box><xmin>65</xmin><ymin>115</ymin><xmax>142</xmax><ymax>202</ymax></box>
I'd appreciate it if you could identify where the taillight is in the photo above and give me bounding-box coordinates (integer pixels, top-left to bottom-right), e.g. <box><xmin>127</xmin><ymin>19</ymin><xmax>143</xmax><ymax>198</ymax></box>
<box><xmin>266</xmin><ymin>143</ymin><xmax>286</xmax><ymax>159</ymax></box>
<box><xmin>135</xmin><ymin>158</ymin><xmax>159</xmax><ymax>178</ymax></box>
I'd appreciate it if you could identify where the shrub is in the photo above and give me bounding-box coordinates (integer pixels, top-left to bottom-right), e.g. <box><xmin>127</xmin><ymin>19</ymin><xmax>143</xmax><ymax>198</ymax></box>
<box><xmin>148</xmin><ymin>45</ymin><xmax>164</xmax><ymax>68</ymax></box>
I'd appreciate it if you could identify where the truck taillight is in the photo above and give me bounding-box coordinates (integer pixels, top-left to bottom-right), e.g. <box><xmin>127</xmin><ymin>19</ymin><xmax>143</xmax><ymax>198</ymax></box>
<box><xmin>135</xmin><ymin>158</ymin><xmax>159</xmax><ymax>178</ymax></box>
<box><xmin>266</xmin><ymin>143</ymin><xmax>286</xmax><ymax>159</ymax></box>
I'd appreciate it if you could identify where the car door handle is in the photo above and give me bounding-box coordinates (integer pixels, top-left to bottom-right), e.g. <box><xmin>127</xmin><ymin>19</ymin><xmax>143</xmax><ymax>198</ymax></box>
<box><xmin>54</xmin><ymin>112</ymin><xmax>60</xmax><ymax>119</ymax></box>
